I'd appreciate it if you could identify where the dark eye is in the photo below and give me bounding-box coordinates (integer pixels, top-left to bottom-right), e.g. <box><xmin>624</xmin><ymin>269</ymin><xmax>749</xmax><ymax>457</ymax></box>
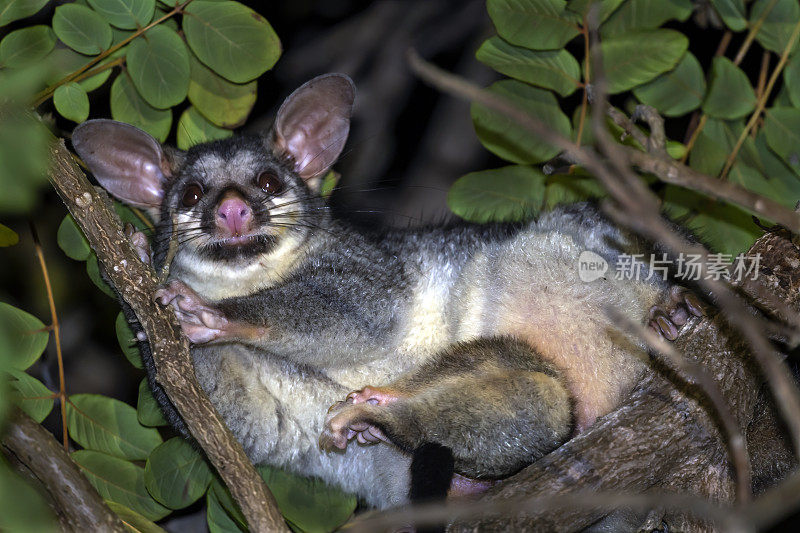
<box><xmin>258</xmin><ymin>171</ymin><xmax>284</xmax><ymax>196</ymax></box>
<box><xmin>182</xmin><ymin>183</ymin><xmax>203</xmax><ymax>207</ymax></box>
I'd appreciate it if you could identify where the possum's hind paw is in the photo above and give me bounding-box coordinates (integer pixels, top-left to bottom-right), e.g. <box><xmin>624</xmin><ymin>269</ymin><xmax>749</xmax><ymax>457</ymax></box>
<box><xmin>648</xmin><ymin>287</ymin><xmax>707</xmax><ymax>341</ymax></box>
<box><xmin>346</xmin><ymin>385</ymin><xmax>402</xmax><ymax>406</ymax></box>
<box><xmin>320</xmin><ymin>402</ymin><xmax>389</xmax><ymax>452</ymax></box>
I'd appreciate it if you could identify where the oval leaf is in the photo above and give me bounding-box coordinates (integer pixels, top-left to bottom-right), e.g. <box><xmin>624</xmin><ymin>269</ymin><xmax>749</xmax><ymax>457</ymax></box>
<box><xmin>137</xmin><ymin>378</ymin><xmax>167</xmax><ymax>426</ymax></box>
<box><xmin>67</xmin><ymin>393</ymin><xmax>163</xmax><ymax>460</ymax></box>
<box><xmin>702</xmin><ymin>57</ymin><xmax>756</xmax><ymax>120</ymax></box>
<box><xmin>144</xmin><ymin>437</ymin><xmax>212</xmax><ymax>509</ymax></box>
<box><xmin>127</xmin><ymin>25</ymin><xmax>190</xmax><ymax>109</ymax></box>
<box><xmin>783</xmin><ymin>52</ymin><xmax>800</xmax><ymax>108</ymax></box>
<box><xmin>87</xmin><ymin>0</ymin><xmax>155</xmax><ymax>30</ymax></box>
<box><xmin>57</xmin><ymin>214</ymin><xmax>91</xmax><ymax>261</ymax></box>
<box><xmin>209</xmin><ymin>480</ymin><xmax>246</xmax><ymax>530</ymax></box>
<box><xmin>448</xmin><ymin>165</ymin><xmax>546</xmax><ymax>223</ymax></box>
<box><xmin>0</xmin><ymin>25</ymin><xmax>55</xmax><ymax>68</ymax></box>
<box><xmin>110</xmin><ymin>74</ymin><xmax>172</xmax><ymax>142</ymax></box>
<box><xmin>183</xmin><ymin>0</ymin><xmax>281</xmax><ymax>83</ymax></box>
<box><xmin>46</xmin><ymin>48</ymin><xmax>113</xmax><ymax>92</ymax></box>
<box><xmin>750</xmin><ymin>0</ymin><xmax>800</xmax><ymax>55</ymax></box>
<box><xmin>105</xmin><ymin>502</ymin><xmax>167</xmax><ymax>533</ymax></box>
<box><xmin>117</xmin><ymin>313</ymin><xmax>144</xmax><ymax>369</ymax></box>
<box><xmin>599</xmin><ymin>29</ymin><xmax>688</xmax><ymax>94</ymax></box>
<box><xmin>602</xmin><ymin>0</ymin><xmax>693</xmax><ymax>37</ymax></box>
<box><xmin>71</xmin><ymin>450</ymin><xmax>170</xmax><ymax>521</ymax></box>
<box><xmin>566</xmin><ymin>0</ymin><xmax>625</xmax><ymax>23</ymax></box>
<box><xmin>710</xmin><ymin>0</ymin><xmax>747</xmax><ymax>31</ymax></box>
<box><xmin>0</xmin><ymin>461</ymin><xmax>57</xmax><ymax>532</ymax></box>
<box><xmin>207</xmin><ymin>489</ymin><xmax>246</xmax><ymax>533</ymax></box>
<box><xmin>763</xmin><ymin>107</ymin><xmax>800</xmax><ymax>174</ymax></box>
<box><xmin>52</xmin><ymin>3</ymin><xmax>113</xmax><ymax>55</ymax></box>
<box><xmin>8</xmin><ymin>369</ymin><xmax>54</xmax><ymax>423</ymax></box>
<box><xmin>0</xmin><ymin>0</ymin><xmax>49</xmax><ymax>25</ymax></box>
<box><xmin>544</xmin><ymin>174</ymin><xmax>606</xmax><ymax>208</ymax></box>
<box><xmin>633</xmin><ymin>52</ymin><xmax>705</xmax><ymax>117</ymax></box>
<box><xmin>259</xmin><ymin>465</ymin><xmax>357</xmax><ymax>533</ymax></box>
<box><xmin>0</xmin><ymin>302</ymin><xmax>48</xmax><ymax>371</ymax></box>
<box><xmin>476</xmin><ymin>36</ymin><xmax>580</xmax><ymax>97</ymax></box>
<box><xmin>86</xmin><ymin>253</ymin><xmax>117</xmax><ymax>298</ymax></box>
<box><xmin>54</xmin><ymin>82</ymin><xmax>90</xmax><ymax>123</ymax></box>
<box><xmin>176</xmin><ymin>106</ymin><xmax>233</xmax><ymax>150</ymax></box>
<box><xmin>0</xmin><ymin>224</ymin><xmax>19</xmax><ymax>247</ymax></box>
<box><xmin>487</xmin><ymin>0</ymin><xmax>580</xmax><ymax>50</ymax></box>
<box><xmin>187</xmin><ymin>52</ymin><xmax>257</xmax><ymax>128</ymax></box>
<box><xmin>471</xmin><ymin>80</ymin><xmax>572</xmax><ymax>164</ymax></box>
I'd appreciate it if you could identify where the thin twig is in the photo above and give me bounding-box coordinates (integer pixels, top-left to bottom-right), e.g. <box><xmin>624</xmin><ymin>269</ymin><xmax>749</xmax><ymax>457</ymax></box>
<box><xmin>29</xmin><ymin>223</ymin><xmax>68</xmax><ymax>452</ymax></box>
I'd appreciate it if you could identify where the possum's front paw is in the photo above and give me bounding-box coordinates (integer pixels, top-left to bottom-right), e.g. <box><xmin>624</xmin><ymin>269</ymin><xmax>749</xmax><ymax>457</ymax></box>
<box><xmin>319</xmin><ymin>402</ymin><xmax>389</xmax><ymax>452</ymax></box>
<box><xmin>649</xmin><ymin>286</ymin><xmax>707</xmax><ymax>341</ymax></box>
<box><xmin>155</xmin><ymin>280</ymin><xmax>229</xmax><ymax>344</ymax></box>
<box><xmin>124</xmin><ymin>223</ymin><xmax>151</xmax><ymax>265</ymax></box>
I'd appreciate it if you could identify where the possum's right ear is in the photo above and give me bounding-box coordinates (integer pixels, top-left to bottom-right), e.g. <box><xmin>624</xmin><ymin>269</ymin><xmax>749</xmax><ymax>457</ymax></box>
<box><xmin>72</xmin><ymin>120</ymin><xmax>182</xmax><ymax>214</ymax></box>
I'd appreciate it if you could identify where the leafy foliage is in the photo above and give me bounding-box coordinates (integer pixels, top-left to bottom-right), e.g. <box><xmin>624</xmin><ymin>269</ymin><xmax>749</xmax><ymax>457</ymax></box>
<box><xmin>450</xmin><ymin>0</ymin><xmax>800</xmax><ymax>256</ymax></box>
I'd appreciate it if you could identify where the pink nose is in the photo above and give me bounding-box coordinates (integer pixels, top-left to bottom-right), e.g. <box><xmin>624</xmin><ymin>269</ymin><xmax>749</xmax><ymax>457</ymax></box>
<box><xmin>216</xmin><ymin>194</ymin><xmax>252</xmax><ymax>236</ymax></box>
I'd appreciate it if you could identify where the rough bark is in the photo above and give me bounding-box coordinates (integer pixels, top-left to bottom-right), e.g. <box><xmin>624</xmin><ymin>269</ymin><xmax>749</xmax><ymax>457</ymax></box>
<box><xmin>47</xmin><ymin>140</ymin><xmax>288</xmax><ymax>533</ymax></box>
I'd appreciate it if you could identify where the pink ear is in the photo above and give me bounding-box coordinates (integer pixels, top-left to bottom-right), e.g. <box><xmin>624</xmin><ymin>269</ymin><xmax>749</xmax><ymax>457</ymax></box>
<box><xmin>72</xmin><ymin>120</ymin><xmax>175</xmax><ymax>209</ymax></box>
<box><xmin>272</xmin><ymin>74</ymin><xmax>355</xmax><ymax>180</ymax></box>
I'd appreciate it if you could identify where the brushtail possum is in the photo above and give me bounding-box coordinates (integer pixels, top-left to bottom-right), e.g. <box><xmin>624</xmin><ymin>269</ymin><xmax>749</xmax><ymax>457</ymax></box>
<box><xmin>72</xmin><ymin>74</ymin><xmax>702</xmax><ymax>509</ymax></box>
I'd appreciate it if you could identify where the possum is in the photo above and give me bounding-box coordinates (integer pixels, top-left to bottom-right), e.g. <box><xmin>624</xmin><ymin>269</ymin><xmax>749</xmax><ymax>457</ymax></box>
<box><xmin>71</xmin><ymin>73</ymin><xmax>703</xmax><ymax>510</ymax></box>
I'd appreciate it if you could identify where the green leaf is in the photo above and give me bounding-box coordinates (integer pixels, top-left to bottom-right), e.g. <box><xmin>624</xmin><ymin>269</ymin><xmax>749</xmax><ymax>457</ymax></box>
<box><xmin>114</xmin><ymin>201</ymin><xmax>152</xmax><ymax>233</ymax></box>
<box><xmin>598</xmin><ymin>29</ymin><xmax>688</xmax><ymax>94</ymax></box>
<box><xmin>0</xmin><ymin>302</ymin><xmax>48</xmax><ymax>371</ymax></box>
<box><xmin>209</xmin><ymin>479</ymin><xmax>247</xmax><ymax>530</ymax></box>
<box><xmin>0</xmin><ymin>460</ymin><xmax>57</xmax><ymax>532</ymax></box>
<box><xmin>137</xmin><ymin>378</ymin><xmax>167</xmax><ymax>426</ymax></box>
<box><xmin>52</xmin><ymin>3</ymin><xmax>113</xmax><ymax>55</ymax></box>
<box><xmin>111</xmin><ymin>74</ymin><xmax>172</xmax><ymax>142</ymax></box>
<box><xmin>728</xmin><ymin>159</ymin><xmax>800</xmax><ymax>212</ymax></box>
<box><xmin>784</xmin><ymin>52</ymin><xmax>800</xmax><ymax>108</ymax></box>
<box><xmin>666</xmin><ymin>140</ymin><xmax>687</xmax><ymax>160</ymax></box>
<box><xmin>689</xmin><ymin>118</ymin><xmax>740</xmax><ymax>176</ymax></box>
<box><xmin>544</xmin><ymin>174</ymin><xmax>606</xmax><ymax>208</ymax></box>
<box><xmin>710</xmin><ymin>0</ymin><xmax>747</xmax><ymax>31</ymax></box>
<box><xmin>750</xmin><ymin>0</ymin><xmax>800</xmax><ymax>55</ymax></box>
<box><xmin>86</xmin><ymin>252</ymin><xmax>117</xmax><ymax>298</ymax></box>
<box><xmin>127</xmin><ymin>25</ymin><xmax>190</xmax><ymax>109</ymax></box>
<box><xmin>633</xmin><ymin>52</ymin><xmax>705</xmax><ymax>117</ymax></box>
<box><xmin>0</xmin><ymin>224</ymin><xmax>19</xmax><ymax>247</ymax></box>
<box><xmin>105</xmin><ymin>501</ymin><xmax>167</xmax><ymax>533</ymax></box>
<box><xmin>259</xmin><ymin>465</ymin><xmax>357</xmax><ymax>533</ymax></box>
<box><xmin>117</xmin><ymin>313</ymin><xmax>144</xmax><ymax>369</ymax></box>
<box><xmin>0</xmin><ymin>25</ymin><xmax>55</xmax><ymax>68</ymax></box>
<box><xmin>144</xmin><ymin>437</ymin><xmax>213</xmax><ymax>509</ymax></box>
<box><xmin>54</xmin><ymin>82</ymin><xmax>90</xmax><ymax>123</ymax></box>
<box><xmin>487</xmin><ymin>0</ymin><xmax>580</xmax><ymax>50</ymax></box>
<box><xmin>207</xmin><ymin>489</ymin><xmax>246</xmax><ymax>533</ymax></box>
<box><xmin>476</xmin><ymin>36</ymin><xmax>580</xmax><ymax>97</ymax></box>
<box><xmin>471</xmin><ymin>80</ymin><xmax>571</xmax><ymax>164</ymax></box>
<box><xmin>72</xmin><ymin>450</ymin><xmax>171</xmax><ymax>521</ymax></box>
<box><xmin>763</xmin><ymin>107</ymin><xmax>800</xmax><ymax>173</ymax></box>
<box><xmin>566</xmin><ymin>0</ymin><xmax>625</xmax><ymax>23</ymax></box>
<box><xmin>45</xmin><ymin>48</ymin><xmax>113</xmax><ymax>92</ymax></box>
<box><xmin>176</xmin><ymin>106</ymin><xmax>233</xmax><ymax>150</ymax></box>
<box><xmin>187</xmin><ymin>52</ymin><xmax>257</xmax><ymax>128</ymax></box>
<box><xmin>702</xmin><ymin>57</ymin><xmax>756</xmax><ymax>120</ymax></box>
<box><xmin>8</xmin><ymin>369</ymin><xmax>53</xmax><ymax>423</ymax></box>
<box><xmin>87</xmin><ymin>0</ymin><xmax>155</xmax><ymax>30</ymax></box>
<box><xmin>67</xmin><ymin>393</ymin><xmax>163</xmax><ymax>460</ymax></box>
<box><xmin>0</xmin><ymin>108</ymin><xmax>50</xmax><ymax>214</ymax></box>
<box><xmin>602</xmin><ymin>0</ymin><xmax>693</xmax><ymax>37</ymax></box>
<box><xmin>448</xmin><ymin>166</ymin><xmax>546</xmax><ymax>223</ymax></box>
<box><xmin>663</xmin><ymin>186</ymin><xmax>761</xmax><ymax>255</ymax></box>
<box><xmin>57</xmin><ymin>214</ymin><xmax>91</xmax><ymax>261</ymax></box>
<box><xmin>183</xmin><ymin>0</ymin><xmax>281</xmax><ymax>83</ymax></box>
<box><xmin>0</xmin><ymin>0</ymin><xmax>49</xmax><ymax>25</ymax></box>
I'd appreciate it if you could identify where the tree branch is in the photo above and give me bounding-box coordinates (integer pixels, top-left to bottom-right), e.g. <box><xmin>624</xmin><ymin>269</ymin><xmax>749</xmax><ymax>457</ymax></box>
<box><xmin>47</xmin><ymin>140</ymin><xmax>288</xmax><ymax>533</ymax></box>
<box><xmin>2</xmin><ymin>409</ymin><xmax>126</xmax><ymax>532</ymax></box>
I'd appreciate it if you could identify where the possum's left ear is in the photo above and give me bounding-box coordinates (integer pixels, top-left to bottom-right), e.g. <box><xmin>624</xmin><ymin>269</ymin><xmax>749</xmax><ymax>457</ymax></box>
<box><xmin>270</xmin><ymin>73</ymin><xmax>355</xmax><ymax>182</ymax></box>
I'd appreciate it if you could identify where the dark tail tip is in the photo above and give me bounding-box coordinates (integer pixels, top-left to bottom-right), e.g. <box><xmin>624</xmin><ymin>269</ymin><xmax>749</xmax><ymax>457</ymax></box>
<box><xmin>409</xmin><ymin>442</ymin><xmax>455</xmax><ymax>533</ymax></box>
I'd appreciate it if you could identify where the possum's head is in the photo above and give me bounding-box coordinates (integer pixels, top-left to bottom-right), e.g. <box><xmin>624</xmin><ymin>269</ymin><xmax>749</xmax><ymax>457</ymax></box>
<box><xmin>72</xmin><ymin>74</ymin><xmax>354</xmax><ymax>297</ymax></box>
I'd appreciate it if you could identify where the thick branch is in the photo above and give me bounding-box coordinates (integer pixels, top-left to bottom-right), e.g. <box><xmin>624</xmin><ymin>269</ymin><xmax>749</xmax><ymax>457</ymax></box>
<box><xmin>48</xmin><ymin>140</ymin><xmax>287</xmax><ymax>532</ymax></box>
<box><xmin>2</xmin><ymin>409</ymin><xmax>126</xmax><ymax>532</ymax></box>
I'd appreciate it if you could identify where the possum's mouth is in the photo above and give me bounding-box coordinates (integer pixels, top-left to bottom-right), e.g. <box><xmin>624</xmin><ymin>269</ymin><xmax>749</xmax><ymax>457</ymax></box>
<box><xmin>199</xmin><ymin>233</ymin><xmax>278</xmax><ymax>261</ymax></box>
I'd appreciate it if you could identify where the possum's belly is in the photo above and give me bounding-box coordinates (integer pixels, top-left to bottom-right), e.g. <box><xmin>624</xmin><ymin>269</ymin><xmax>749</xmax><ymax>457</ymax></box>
<box><xmin>190</xmin><ymin>343</ymin><xmax>411</xmax><ymax>508</ymax></box>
